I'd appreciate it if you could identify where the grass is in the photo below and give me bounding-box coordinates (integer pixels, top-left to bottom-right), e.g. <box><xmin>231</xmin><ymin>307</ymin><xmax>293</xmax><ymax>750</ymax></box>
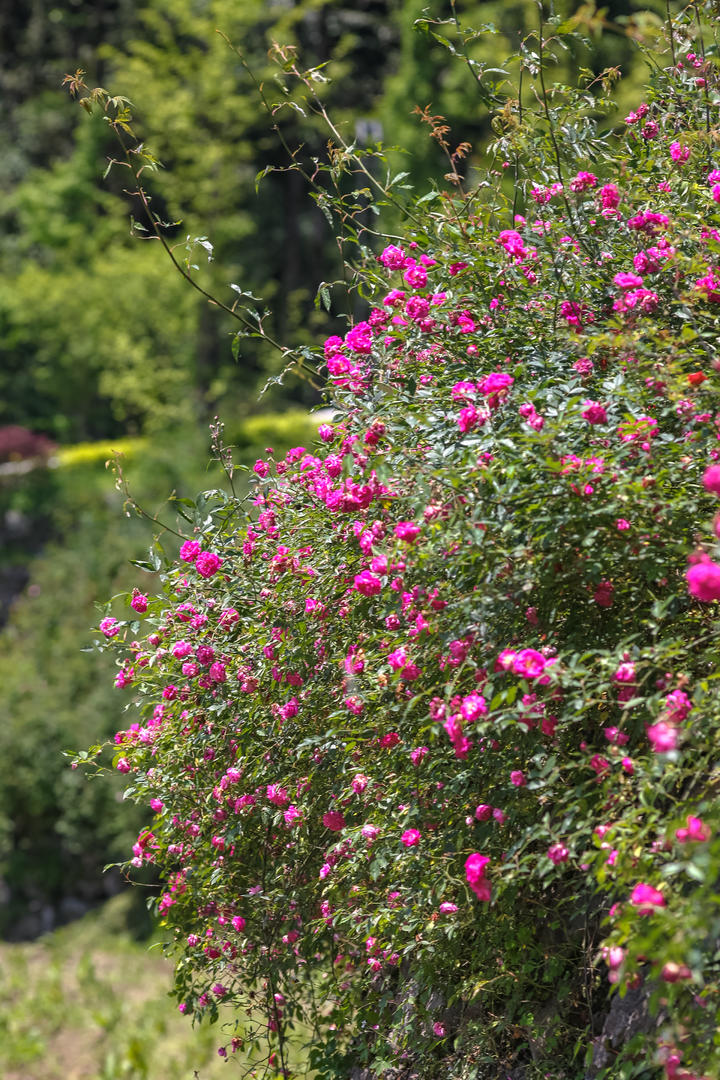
<box><xmin>0</xmin><ymin>893</ymin><xmax>230</xmax><ymax>1080</ymax></box>
<box><xmin>0</xmin><ymin>892</ymin><xmax>320</xmax><ymax>1080</ymax></box>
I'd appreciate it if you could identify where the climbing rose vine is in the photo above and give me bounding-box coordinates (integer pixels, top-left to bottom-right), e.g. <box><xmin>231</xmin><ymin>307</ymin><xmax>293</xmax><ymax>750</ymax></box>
<box><xmin>80</xmin><ymin>8</ymin><xmax>720</xmax><ymax>1078</ymax></box>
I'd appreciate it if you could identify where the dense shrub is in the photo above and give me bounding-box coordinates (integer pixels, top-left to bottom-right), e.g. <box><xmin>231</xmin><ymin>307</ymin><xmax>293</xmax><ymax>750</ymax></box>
<box><xmin>83</xmin><ymin>7</ymin><xmax>720</xmax><ymax>1078</ymax></box>
<box><xmin>0</xmin><ymin>426</ymin><xmax>55</xmax><ymax>464</ymax></box>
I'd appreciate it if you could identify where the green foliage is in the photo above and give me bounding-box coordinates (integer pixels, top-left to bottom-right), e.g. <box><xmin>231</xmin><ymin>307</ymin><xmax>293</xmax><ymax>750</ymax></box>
<box><xmin>0</xmin><ymin>243</ymin><xmax>198</xmax><ymax>440</ymax></box>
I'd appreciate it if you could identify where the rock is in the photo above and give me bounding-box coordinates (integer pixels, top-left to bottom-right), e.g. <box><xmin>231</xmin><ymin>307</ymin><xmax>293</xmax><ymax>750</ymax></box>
<box><xmin>586</xmin><ymin>981</ymin><xmax>658</xmax><ymax>1077</ymax></box>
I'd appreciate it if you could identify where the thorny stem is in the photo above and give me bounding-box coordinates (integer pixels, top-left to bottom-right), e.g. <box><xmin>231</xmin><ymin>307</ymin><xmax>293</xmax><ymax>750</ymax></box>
<box><xmin>118</xmin><ymin>135</ymin><xmax>290</xmax><ymax>354</ymax></box>
<box><xmin>258</xmin><ymin>822</ymin><xmax>290</xmax><ymax>1080</ymax></box>
<box><xmin>666</xmin><ymin>0</ymin><xmax>677</xmax><ymax>67</ymax></box>
<box><xmin>534</xmin><ymin>5</ymin><xmax>595</xmax><ymax>260</ymax></box>
<box><xmin>216</xmin><ymin>31</ymin><xmax>352</xmax><ymax>313</ymax></box>
<box><xmin>209</xmin><ymin>416</ymin><xmax>239</xmax><ymax>498</ymax></box>
<box><xmin>692</xmin><ymin>2</ymin><xmax>712</xmax><ymax>166</ymax></box>
<box><xmin>438</xmin><ymin>0</ymin><xmax>506</xmax><ymax>108</ymax></box>
<box><xmin>112</xmin><ymin>454</ymin><xmax>191</xmax><ymax>541</ymax></box>
<box><xmin>513</xmin><ymin>65</ymin><xmax>524</xmax><ymax>222</ymax></box>
<box><xmin>311</xmin><ymin>94</ymin><xmax>426</xmax><ymax>230</ymax></box>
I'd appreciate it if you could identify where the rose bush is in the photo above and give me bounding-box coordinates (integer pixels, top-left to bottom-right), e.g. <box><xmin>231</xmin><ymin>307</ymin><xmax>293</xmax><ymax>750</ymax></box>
<box><xmin>79</xmin><ymin>6</ymin><xmax>720</xmax><ymax>1078</ymax></box>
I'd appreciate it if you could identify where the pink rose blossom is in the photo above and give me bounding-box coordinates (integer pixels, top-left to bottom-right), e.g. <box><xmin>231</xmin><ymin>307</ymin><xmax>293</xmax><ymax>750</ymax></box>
<box><xmin>581</xmin><ymin>400</ymin><xmax>607</xmax><ymax>424</ymax></box>
<box><xmin>570</xmin><ymin>170</ymin><xmax>597</xmax><ymax>192</ymax></box>
<box><xmin>664</xmin><ymin>690</ymin><xmax>691</xmax><ymax>723</ymax></box>
<box><xmin>547</xmin><ymin>843</ymin><xmax>569</xmax><ymax>864</ymax></box>
<box><xmin>614</xmin><ymin>271</ymin><xmax>644</xmax><ymax>290</ymax></box>
<box><xmin>345</xmin><ymin>322</ymin><xmax>373</xmax><ymax>354</ymax></box>
<box><xmin>387</xmin><ymin>647</ymin><xmax>408</xmax><ymax>671</ymax></box>
<box><xmin>702</xmin><ymin>465</ymin><xmax>720</xmax><ymax>495</ymax></box>
<box><xmin>379</xmin><ymin>731</ymin><xmax>401</xmax><ymax>747</ymax></box>
<box><xmin>614</xmin><ymin>661</ymin><xmax>636</xmax><ymax>683</ymax></box>
<box><xmin>599</xmin><ymin>184</ymin><xmax>620</xmax><ymax>209</ymax></box>
<box><xmin>209</xmin><ymin>661</ymin><xmax>227</xmax><ymax>683</ymax></box>
<box><xmin>687</xmin><ymin>558</ymin><xmax>720</xmax><ymax>601</ymax></box>
<box><xmin>460</xmin><ymin>693</ymin><xmax>487</xmax><ymax>723</ymax></box>
<box><xmin>379</xmin><ymin>245</ymin><xmax>406</xmax><ymax>270</ymax></box>
<box><xmin>394</xmin><ymin>521</ymin><xmax>421</xmax><ymax>543</ymax></box>
<box><xmin>179</xmin><ymin>540</ymin><xmax>201</xmax><ymax>562</ymax></box>
<box><xmin>661</xmin><ymin>962</ymin><xmax>691</xmax><ymax>983</ymax></box>
<box><xmin>401</xmin><ymin>829</ymin><xmax>421</xmax><ymax>847</ymax></box>
<box><xmin>646</xmin><ymin>720</ymin><xmax>678</xmax><ymax>753</ymax></box>
<box><xmin>479</xmin><ymin>372</ymin><xmax>514</xmax><ymax>395</ymax></box>
<box><xmin>354</xmin><ymin>570</ymin><xmax>383</xmax><ymax>596</ymax></box>
<box><xmin>630</xmin><ymin>882</ymin><xmax>666</xmax><ymax>913</ymax></box>
<box><xmin>403</xmin><ymin>263</ymin><xmax>428</xmax><ymax>289</ymax></box>
<box><xmin>284</xmin><ymin>804</ymin><xmax>303</xmax><ymax>826</ymax></box>
<box><xmin>218</xmin><ymin>607</ymin><xmax>239</xmax><ymax>629</ymax></box>
<box><xmin>594</xmin><ymin>581</ymin><xmax>615</xmax><ymax>607</ymax></box>
<box><xmin>195</xmin><ymin>551</ymin><xmax>222</xmax><ymax>578</ymax></box>
<box><xmin>279</xmin><ymin>697</ymin><xmax>298</xmax><ymax>721</ymax></box>
<box><xmin>267</xmin><ymin>785</ymin><xmax>289</xmax><ymax>807</ymax></box>
<box><xmin>457</xmin><ymin>405</ymin><xmax>483</xmax><ymax>433</ymax></box>
<box><xmin>675</xmin><ymin>815</ymin><xmax>711</xmax><ymax>843</ymax></box>
<box><xmin>323</xmin><ymin>811</ymin><xmax>346</xmax><ymax>832</ymax></box>
<box><xmin>465</xmin><ymin>853</ymin><xmax>491</xmax><ymax>901</ymax></box>
<box><xmin>511</xmin><ymin>648</ymin><xmax>546</xmax><ymax>678</ymax></box>
<box><xmin>604</xmin><ymin>945</ymin><xmax>625</xmax><ymax>969</ymax></box>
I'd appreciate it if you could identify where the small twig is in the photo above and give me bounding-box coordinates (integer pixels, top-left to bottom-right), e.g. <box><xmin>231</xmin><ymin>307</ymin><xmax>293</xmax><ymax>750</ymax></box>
<box><xmin>111</xmin><ymin>453</ymin><xmax>191</xmax><ymax>541</ymax></box>
<box><xmin>666</xmin><ymin>0</ymin><xmax>677</xmax><ymax>67</ymax></box>
<box><xmin>534</xmin><ymin>14</ymin><xmax>595</xmax><ymax>261</ymax></box>
<box><xmin>692</xmin><ymin>2</ymin><xmax>712</xmax><ymax>166</ymax></box>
